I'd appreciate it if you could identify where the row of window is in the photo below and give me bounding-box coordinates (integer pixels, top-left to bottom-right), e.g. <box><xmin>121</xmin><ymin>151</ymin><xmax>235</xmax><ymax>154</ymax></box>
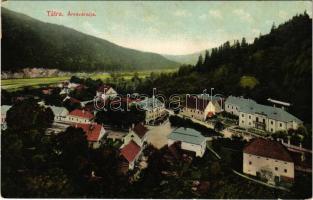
<box><xmin>241</xmin><ymin>115</ymin><xmax>284</xmax><ymax>127</ymax></box>
<box><xmin>227</xmin><ymin>105</ymin><xmax>238</xmax><ymax>110</ymax></box>
<box><xmin>248</xmin><ymin>161</ymin><xmax>288</xmax><ymax>173</ymax></box>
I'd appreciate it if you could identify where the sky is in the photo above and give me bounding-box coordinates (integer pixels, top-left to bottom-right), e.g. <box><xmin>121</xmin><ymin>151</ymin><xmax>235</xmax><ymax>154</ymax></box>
<box><xmin>2</xmin><ymin>1</ymin><xmax>312</xmax><ymax>55</ymax></box>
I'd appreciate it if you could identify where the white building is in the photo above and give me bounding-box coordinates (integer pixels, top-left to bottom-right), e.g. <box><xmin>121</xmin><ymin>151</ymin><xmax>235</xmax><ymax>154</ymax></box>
<box><xmin>49</xmin><ymin>106</ymin><xmax>69</xmax><ymax>122</ymax></box>
<box><xmin>225</xmin><ymin>96</ymin><xmax>257</xmax><ymax>116</ymax></box>
<box><xmin>1</xmin><ymin>105</ymin><xmax>12</xmax><ymax>130</ymax></box>
<box><xmin>167</xmin><ymin>127</ymin><xmax>207</xmax><ymax>157</ymax></box>
<box><xmin>65</xmin><ymin>109</ymin><xmax>94</xmax><ymax>124</ymax></box>
<box><xmin>180</xmin><ymin>95</ymin><xmax>222</xmax><ymax>121</ymax></box>
<box><xmin>238</xmin><ymin>103</ymin><xmax>302</xmax><ymax>133</ymax></box>
<box><xmin>136</xmin><ymin>97</ymin><xmax>167</xmax><ymax>124</ymax></box>
<box><xmin>122</xmin><ymin>123</ymin><xmax>149</xmax><ymax>148</ymax></box>
<box><xmin>120</xmin><ymin>140</ymin><xmax>142</xmax><ymax>170</ymax></box>
<box><xmin>96</xmin><ymin>84</ymin><xmax>117</xmax><ymax>100</ymax></box>
<box><xmin>243</xmin><ymin>138</ymin><xmax>294</xmax><ymax>185</ymax></box>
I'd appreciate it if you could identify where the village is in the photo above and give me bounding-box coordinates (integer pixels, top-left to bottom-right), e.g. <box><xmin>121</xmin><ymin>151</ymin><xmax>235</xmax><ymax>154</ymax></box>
<box><xmin>1</xmin><ymin>76</ymin><xmax>311</xmax><ymax>196</ymax></box>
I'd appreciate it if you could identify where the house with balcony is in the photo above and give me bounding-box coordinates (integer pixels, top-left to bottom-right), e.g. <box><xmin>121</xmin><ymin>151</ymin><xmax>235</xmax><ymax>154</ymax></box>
<box><xmin>238</xmin><ymin>103</ymin><xmax>302</xmax><ymax>133</ymax></box>
<box><xmin>243</xmin><ymin>138</ymin><xmax>294</xmax><ymax>185</ymax></box>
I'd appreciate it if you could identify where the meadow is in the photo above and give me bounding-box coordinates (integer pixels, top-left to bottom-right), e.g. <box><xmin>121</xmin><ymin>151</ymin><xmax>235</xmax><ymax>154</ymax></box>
<box><xmin>1</xmin><ymin>69</ymin><xmax>176</xmax><ymax>91</ymax></box>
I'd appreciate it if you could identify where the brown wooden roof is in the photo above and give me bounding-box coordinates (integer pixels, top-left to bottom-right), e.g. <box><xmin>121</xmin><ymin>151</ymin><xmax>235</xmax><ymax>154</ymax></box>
<box><xmin>243</xmin><ymin>138</ymin><xmax>293</xmax><ymax>162</ymax></box>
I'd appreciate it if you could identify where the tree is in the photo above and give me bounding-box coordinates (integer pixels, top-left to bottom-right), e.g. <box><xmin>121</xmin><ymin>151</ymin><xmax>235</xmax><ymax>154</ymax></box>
<box><xmin>6</xmin><ymin>99</ymin><xmax>54</xmax><ymax>131</ymax></box>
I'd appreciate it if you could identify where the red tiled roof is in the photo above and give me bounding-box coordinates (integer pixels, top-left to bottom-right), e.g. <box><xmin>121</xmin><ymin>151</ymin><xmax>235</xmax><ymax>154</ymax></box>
<box><xmin>120</xmin><ymin>140</ymin><xmax>141</xmax><ymax>163</ymax></box>
<box><xmin>69</xmin><ymin>109</ymin><xmax>94</xmax><ymax>119</ymax></box>
<box><xmin>185</xmin><ymin>96</ymin><xmax>209</xmax><ymax>111</ymax></box>
<box><xmin>132</xmin><ymin>123</ymin><xmax>148</xmax><ymax>138</ymax></box>
<box><xmin>76</xmin><ymin>123</ymin><xmax>103</xmax><ymax>142</ymax></box>
<box><xmin>243</xmin><ymin>138</ymin><xmax>293</xmax><ymax>162</ymax></box>
<box><xmin>97</xmin><ymin>84</ymin><xmax>111</xmax><ymax>92</ymax></box>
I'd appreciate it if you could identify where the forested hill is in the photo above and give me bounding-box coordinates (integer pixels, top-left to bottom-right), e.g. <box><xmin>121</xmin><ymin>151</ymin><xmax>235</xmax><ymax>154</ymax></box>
<box><xmin>1</xmin><ymin>8</ymin><xmax>179</xmax><ymax>72</ymax></box>
<box><xmin>138</xmin><ymin>12</ymin><xmax>312</xmax><ymax>124</ymax></box>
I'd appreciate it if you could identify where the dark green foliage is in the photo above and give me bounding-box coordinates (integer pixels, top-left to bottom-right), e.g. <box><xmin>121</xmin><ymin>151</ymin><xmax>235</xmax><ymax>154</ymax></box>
<box><xmin>169</xmin><ymin>115</ymin><xmax>220</xmax><ymax>137</ymax></box>
<box><xmin>6</xmin><ymin>99</ymin><xmax>54</xmax><ymax>131</ymax></box>
<box><xmin>95</xmin><ymin>103</ymin><xmax>145</xmax><ymax>128</ymax></box>
<box><xmin>2</xmin><ymin>8</ymin><xmax>179</xmax><ymax>72</ymax></box>
<box><xmin>137</xmin><ymin>13</ymin><xmax>312</xmax><ymax>125</ymax></box>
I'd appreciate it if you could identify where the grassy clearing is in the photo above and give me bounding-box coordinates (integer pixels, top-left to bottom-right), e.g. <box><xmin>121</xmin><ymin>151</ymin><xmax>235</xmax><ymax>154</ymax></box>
<box><xmin>1</xmin><ymin>69</ymin><xmax>177</xmax><ymax>91</ymax></box>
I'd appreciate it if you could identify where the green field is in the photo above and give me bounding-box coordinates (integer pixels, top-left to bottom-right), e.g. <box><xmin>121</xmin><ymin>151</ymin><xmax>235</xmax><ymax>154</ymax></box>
<box><xmin>1</xmin><ymin>69</ymin><xmax>176</xmax><ymax>91</ymax></box>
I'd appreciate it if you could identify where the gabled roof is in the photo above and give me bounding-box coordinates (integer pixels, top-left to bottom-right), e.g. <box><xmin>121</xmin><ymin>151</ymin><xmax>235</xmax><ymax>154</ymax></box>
<box><xmin>120</xmin><ymin>140</ymin><xmax>141</xmax><ymax>163</ymax></box>
<box><xmin>184</xmin><ymin>96</ymin><xmax>209</xmax><ymax>111</ymax></box>
<box><xmin>225</xmin><ymin>96</ymin><xmax>257</xmax><ymax>108</ymax></box>
<box><xmin>76</xmin><ymin>123</ymin><xmax>104</xmax><ymax>142</ymax></box>
<box><xmin>69</xmin><ymin>109</ymin><xmax>94</xmax><ymax>119</ymax></box>
<box><xmin>168</xmin><ymin>127</ymin><xmax>206</xmax><ymax>145</ymax></box>
<box><xmin>136</xmin><ymin>97</ymin><xmax>164</xmax><ymax>111</ymax></box>
<box><xmin>243</xmin><ymin>138</ymin><xmax>293</xmax><ymax>162</ymax></box>
<box><xmin>97</xmin><ymin>84</ymin><xmax>112</xmax><ymax>93</ymax></box>
<box><xmin>132</xmin><ymin>123</ymin><xmax>148</xmax><ymax>138</ymax></box>
<box><xmin>1</xmin><ymin>105</ymin><xmax>12</xmax><ymax>115</ymax></box>
<box><xmin>240</xmin><ymin>103</ymin><xmax>302</xmax><ymax>123</ymax></box>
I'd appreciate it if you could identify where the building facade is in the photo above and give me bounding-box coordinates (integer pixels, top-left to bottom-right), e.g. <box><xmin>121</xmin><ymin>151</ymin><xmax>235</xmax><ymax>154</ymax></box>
<box><xmin>225</xmin><ymin>96</ymin><xmax>257</xmax><ymax>116</ymax></box>
<box><xmin>49</xmin><ymin>106</ymin><xmax>69</xmax><ymax>122</ymax></box>
<box><xmin>243</xmin><ymin>138</ymin><xmax>294</xmax><ymax>185</ymax></box>
<box><xmin>122</xmin><ymin>123</ymin><xmax>149</xmax><ymax>148</ymax></box>
<box><xmin>167</xmin><ymin>127</ymin><xmax>207</xmax><ymax>157</ymax></box>
<box><xmin>239</xmin><ymin>103</ymin><xmax>302</xmax><ymax>133</ymax></box>
<box><xmin>65</xmin><ymin>109</ymin><xmax>94</xmax><ymax>124</ymax></box>
<box><xmin>136</xmin><ymin>97</ymin><xmax>167</xmax><ymax>124</ymax></box>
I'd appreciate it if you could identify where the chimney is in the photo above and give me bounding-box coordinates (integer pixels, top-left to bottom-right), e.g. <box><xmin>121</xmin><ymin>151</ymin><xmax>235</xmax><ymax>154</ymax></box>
<box><xmin>82</xmin><ymin>109</ymin><xmax>85</xmax><ymax>114</ymax></box>
<box><xmin>132</xmin><ymin>123</ymin><xmax>135</xmax><ymax>129</ymax></box>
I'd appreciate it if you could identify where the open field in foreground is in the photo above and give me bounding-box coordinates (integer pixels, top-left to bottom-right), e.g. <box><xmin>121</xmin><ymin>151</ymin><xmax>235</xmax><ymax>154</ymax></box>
<box><xmin>1</xmin><ymin>69</ymin><xmax>177</xmax><ymax>91</ymax></box>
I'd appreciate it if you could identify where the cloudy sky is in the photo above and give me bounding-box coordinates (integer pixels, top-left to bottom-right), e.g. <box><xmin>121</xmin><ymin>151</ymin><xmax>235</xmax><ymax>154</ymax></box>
<box><xmin>2</xmin><ymin>1</ymin><xmax>312</xmax><ymax>55</ymax></box>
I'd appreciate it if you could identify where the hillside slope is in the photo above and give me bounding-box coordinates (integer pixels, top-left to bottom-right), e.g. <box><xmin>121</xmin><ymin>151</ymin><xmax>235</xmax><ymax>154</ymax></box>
<box><xmin>1</xmin><ymin>8</ymin><xmax>179</xmax><ymax>72</ymax></box>
<box><xmin>137</xmin><ymin>12</ymin><xmax>312</xmax><ymax>123</ymax></box>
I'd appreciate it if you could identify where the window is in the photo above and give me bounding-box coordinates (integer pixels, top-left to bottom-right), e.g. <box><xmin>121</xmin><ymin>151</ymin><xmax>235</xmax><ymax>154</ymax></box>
<box><xmin>249</xmin><ymin>115</ymin><xmax>251</xmax><ymax>119</ymax></box>
<box><xmin>249</xmin><ymin>122</ymin><xmax>251</xmax><ymax>125</ymax></box>
<box><xmin>263</xmin><ymin>119</ymin><xmax>265</xmax><ymax>123</ymax></box>
<box><xmin>271</xmin><ymin>121</ymin><xmax>273</xmax><ymax>125</ymax></box>
<box><xmin>280</xmin><ymin>123</ymin><xmax>282</xmax><ymax>127</ymax></box>
<box><xmin>284</xmin><ymin>169</ymin><xmax>287</xmax><ymax>173</ymax></box>
<box><xmin>232</xmin><ymin>106</ymin><xmax>233</xmax><ymax>109</ymax></box>
<box><xmin>228</xmin><ymin>105</ymin><xmax>230</xmax><ymax>108</ymax></box>
<box><xmin>271</xmin><ymin>128</ymin><xmax>273</xmax><ymax>132</ymax></box>
<box><xmin>275</xmin><ymin>167</ymin><xmax>278</xmax><ymax>171</ymax></box>
<box><xmin>249</xmin><ymin>161</ymin><xmax>252</xmax><ymax>165</ymax></box>
<box><xmin>242</xmin><ymin>114</ymin><xmax>244</xmax><ymax>117</ymax></box>
<box><xmin>242</xmin><ymin>120</ymin><xmax>244</xmax><ymax>124</ymax></box>
<box><xmin>256</xmin><ymin>117</ymin><xmax>259</xmax><ymax>122</ymax></box>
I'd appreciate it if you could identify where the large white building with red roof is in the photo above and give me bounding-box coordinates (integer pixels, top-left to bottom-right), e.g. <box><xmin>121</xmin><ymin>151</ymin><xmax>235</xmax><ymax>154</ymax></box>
<box><xmin>120</xmin><ymin>140</ymin><xmax>142</xmax><ymax>170</ymax></box>
<box><xmin>243</xmin><ymin>138</ymin><xmax>294</xmax><ymax>185</ymax></box>
<box><xmin>65</xmin><ymin>109</ymin><xmax>94</xmax><ymax>124</ymax></box>
<box><xmin>76</xmin><ymin>123</ymin><xmax>106</xmax><ymax>149</ymax></box>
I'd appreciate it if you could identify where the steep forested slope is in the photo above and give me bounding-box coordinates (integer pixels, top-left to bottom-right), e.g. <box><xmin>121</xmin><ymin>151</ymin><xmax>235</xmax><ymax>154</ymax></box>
<box><xmin>137</xmin><ymin>13</ymin><xmax>312</xmax><ymax>123</ymax></box>
<box><xmin>2</xmin><ymin>8</ymin><xmax>179</xmax><ymax>72</ymax></box>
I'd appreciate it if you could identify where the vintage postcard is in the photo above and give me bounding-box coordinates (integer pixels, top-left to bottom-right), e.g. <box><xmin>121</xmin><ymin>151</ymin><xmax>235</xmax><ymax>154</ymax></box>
<box><xmin>1</xmin><ymin>1</ymin><xmax>312</xmax><ymax>199</ymax></box>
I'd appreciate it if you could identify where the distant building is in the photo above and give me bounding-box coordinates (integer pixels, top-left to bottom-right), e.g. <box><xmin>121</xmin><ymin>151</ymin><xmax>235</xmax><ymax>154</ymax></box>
<box><xmin>167</xmin><ymin>127</ymin><xmax>206</xmax><ymax>157</ymax></box>
<box><xmin>96</xmin><ymin>84</ymin><xmax>117</xmax><ymax>100</ymax></box>
<box><xmin>49</xmin><ymin>106</ymin><xmax>69</xmax><ymax>122</ymax></box>
<box><xmin>180</xmin><ymin>95</ymin><xmax>222</xmax><ymax>121</ymax></box>
<box><xmin>120</xmin><ymin>140</ymin><xmax>142</xmax><ymax>170</ymax></box>
<box><xmin>65</xmin><ymin>109</ymin><xmax>94</xmax><ymax>124</ymax></box>
<box><xmin>136</xmin><ymin>97</ymin><xmax>167</xmax><ymax>124</ymax></box>
<box><xmin>243</xmin><ymin>138</ymin><xmax>294</xmax><ymax>185</ymax></box>
<box><xmin>76</xmin><ymin>123</ymin><xmax>106</xmax><ymax>149</ymax></box>
<box><xmin>239</xmin><ymin>103</ymin><xmax>302</xmax><ymax>133</ymax></box>
<box><xmin>225</xmin><ymin>96</ymin><xmax>257</xmax><ymax>116</ymax></box>
<box><xmin>122</xmin><ymin>123</ymin><xmax>149</xmax><ymax>148</ymax></box>
<box><xmin>1</xmin><ymin>105</ymin><xmax>12</xmax><ymax>130</ymax></box>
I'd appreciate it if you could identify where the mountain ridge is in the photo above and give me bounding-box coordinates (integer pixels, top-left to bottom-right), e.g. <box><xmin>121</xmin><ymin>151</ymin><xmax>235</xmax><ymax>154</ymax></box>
<box><xmin>2</xmin><ymin>7</ymin><xmax>179</xmax><ymax>72</ymax></box>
